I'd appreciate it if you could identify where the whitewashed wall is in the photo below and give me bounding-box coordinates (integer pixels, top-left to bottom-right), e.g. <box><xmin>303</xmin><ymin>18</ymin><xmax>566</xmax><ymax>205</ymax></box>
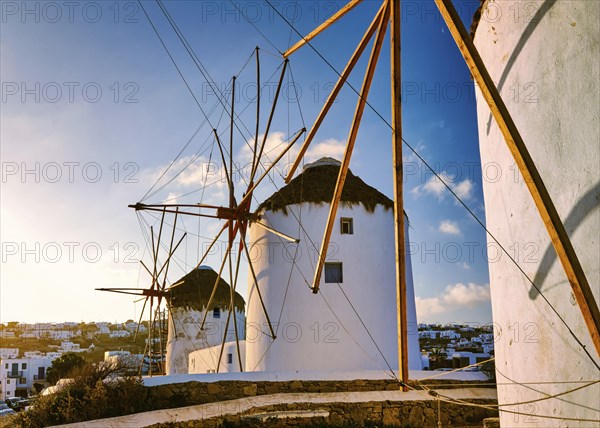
<box><xmin>474</xmin><ymin>1</ymin><xmax>600</xmax><ymax>426</ymax></box>
<box><xmin>189</xmin><ymin>341</ymin><xmax>245</xmax><ymax>374</ymax></box>
<box><xmin>245</xmin><ymin>202</ymin><xmax>421</xmax><ymax>373</ymax></box>
<box><xmin>166</xmin><ymin>307</ymin><xmax>245</xmax><ymax>375</ymax></box>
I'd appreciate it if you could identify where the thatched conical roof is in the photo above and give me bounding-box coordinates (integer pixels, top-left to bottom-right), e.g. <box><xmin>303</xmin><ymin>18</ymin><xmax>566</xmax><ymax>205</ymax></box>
<box><xmin>257</xmin><ymin>157</ymin><xmax>393</xmax><ymax>214</ymax></box>
<box><xmin>168</xmin><ymin>266</ymin><xmax>245</xmax><ymax>312</ymax></box>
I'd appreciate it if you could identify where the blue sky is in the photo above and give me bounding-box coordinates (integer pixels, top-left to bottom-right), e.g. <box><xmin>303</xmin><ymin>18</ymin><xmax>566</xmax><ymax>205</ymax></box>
<box><xmin>1</xmin><ymin>0</ymin><xmax>493</xmax><ymax>324</ymax></box>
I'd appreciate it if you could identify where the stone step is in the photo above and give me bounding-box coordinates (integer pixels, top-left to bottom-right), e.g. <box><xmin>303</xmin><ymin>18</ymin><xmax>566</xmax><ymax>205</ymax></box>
<box><xmin>243</xmin><ymin>409</ymin><xmax>330</xmax><ymax>421</ymax></box>
<box><xmin>483</xmin><ymin>417</ymin><xmax>500</xmax><ymax>428</ymax></box>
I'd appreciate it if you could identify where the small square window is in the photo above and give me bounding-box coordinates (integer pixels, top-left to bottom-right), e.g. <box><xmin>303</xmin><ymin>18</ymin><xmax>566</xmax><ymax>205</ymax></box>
<box><xmin>213</xmin><ymin>308</ymin><xmax>221</xmax><ymax>319</ymax></box>
<box><xmin>227</xmin><ymin>353</ymin><xmax>233</xmax><ymax>364</ymax></box>
<box><xmin>19</xmin><ymin>377</ymin><xmax>26</xmax><ymax>384</ymax></box>
<box><xmin>22</xmin><ymin>363</ymin><xmax>27</xmax><ymax>369</ymax></box>
<box><xmin>325</xmin><ymin>262</ymin><xmax>343</xmax><ymax>283</ymax></box>
<box><xmin>4</xmin><ymin>363</ymin><xmax>7</xmax><ymax>369</ymax></box>
<box><xmin>340</xmin><ymin>218</ymin><xmax>353</xmax><ymax>234</ymax></box>
<box><xmin>6</xmin><ymin>379</ymin><xmax>10</xmax><ymax>384</ymax></box>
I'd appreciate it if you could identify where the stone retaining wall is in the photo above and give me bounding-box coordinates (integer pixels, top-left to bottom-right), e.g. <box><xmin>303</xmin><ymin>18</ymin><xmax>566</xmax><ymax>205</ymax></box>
<box><xmin>147</xmin><ymin>378</ymin><xmax>490</xmax><ymax>411</ymax></box>
<box><xmin>149</xmin><ymin>398</ymin><xmax>498</xmax><ymax>427</ymax></box>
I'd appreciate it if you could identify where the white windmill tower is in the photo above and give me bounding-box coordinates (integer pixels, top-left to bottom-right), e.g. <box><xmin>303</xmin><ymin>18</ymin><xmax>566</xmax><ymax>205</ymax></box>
<box><xmin>165</xmin><ymin>266</ymin><xmax>245</xmax><ymax>375</ymax></box>
<box><xmin>245</xmin><ymin>157</ymin><xmax>421</xmax><ymax>373</ymax></box>
<box><xmin>472</xmin><ymin>1</ymin><xmax>600</xmax><ymax>425</ymax></box>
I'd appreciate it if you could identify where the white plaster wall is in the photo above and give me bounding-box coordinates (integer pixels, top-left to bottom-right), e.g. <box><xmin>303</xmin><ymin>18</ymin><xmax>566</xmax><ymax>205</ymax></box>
<box><xmin>189</xmin><ymin>341</ymin><xmax>245</xmax><ymax>374</ymax></box>
<box><xmin>165</xmin><ymin>307</ymin><xmax>245</xmax><ymax>375</ymax></box>
<box><xmin>245</xmin><ymin>202</ymin><xmax>421</xmax><ymax>373</ymax></box>
<box><xmin>474</xmin><ymin>1</ymin><xmax>600</xmax><ymax>426</ymax></box>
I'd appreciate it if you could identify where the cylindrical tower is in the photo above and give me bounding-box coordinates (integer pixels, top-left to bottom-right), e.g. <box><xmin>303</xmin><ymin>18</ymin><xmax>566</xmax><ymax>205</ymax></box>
<box><xmin>245</xmin><ymin>158</ymin><xmax>421</xmax><ymax>373</ymax></box>
<box><xmin>165</xmin><ymin>266</ymin><xmax>245</xmax><ymax>375</ymax></box>
<box><xmin>473</xmin><ymin>1</ymin><xmax>599</xmax><ymax>425</ymax></box>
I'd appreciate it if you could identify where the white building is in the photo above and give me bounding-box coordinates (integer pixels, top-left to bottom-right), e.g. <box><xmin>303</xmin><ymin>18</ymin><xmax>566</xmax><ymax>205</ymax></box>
<box><xmin>439</xmin><ymin>330</ymin><xmax>461</xmax><ymax>340</ymax></box>
<box><xmin>95</xmin><ymin>323</ymin><xmax>110</xmax><ymax>335</ymax></box>
<box><xmin>0</xmin><ymin>355</ymin><xmax>55</xmax><ymax>399</ymax></box>
<box><xmin>245</xmin><ymin>158</ymin><xmax>421</xmax><ymax>372</ymax></box>
<box><xmin>419</xmin><ymin>330</ymin><xmax>439</xmax><ymax>339</ymax></box>
<box><xmin>125</xmin><ymin>322</ymin><xmax>147</xmax><ymax>333</ymax></box>
<box><xmin>473</xmin><ymin>1</ymin><xmax>599</xmax><ymax>425</ymax></box>
<box><xmin>165</xmin><ymin>266</ymin><xmax>245</xmax><ymax>375</ymax></box>
<box><xmin>59</xmin><ymin>341</ymin><xmax>81</xmax><ymax>351</ymax></box>
<box><xmin>450</xmin><ymin>352</ymin><xmax>491</xmax><ymax>369</ymax></box>
<box><xmin>109</xmin><ymin>330</ymin><xmax>131</xmax><ymax>338</ymax></box>
<box><xmin>189</xmin><ymin>341</ymin><xmax>245</xmax><ymax>374</ymax></box>
<box><xmin>0</xmin><ymin>349</ymin><xmax>19</xmax><ymax>360</ymax></box>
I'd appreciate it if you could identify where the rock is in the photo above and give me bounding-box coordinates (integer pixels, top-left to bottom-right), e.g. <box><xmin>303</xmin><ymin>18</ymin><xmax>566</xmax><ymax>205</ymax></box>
<box><xmin>408</xmin><ymin>405</ymin><xmax>424</xmax><ymax>426</ymax></box>
<box><xmin>206</xmin><ymin>383</ymin><xmax>221</xmax><ymax>395</ymax></box>
<box><xmin>243</xmin><ymin>384</ymin><xmax>257</xmax><ymax>396</ymax></box>
<box><xmin>382</xmin><ymin>407</ymin><xmax>399</xmax><ymax>425</ymax></box>
<box><xmin>290</xmin><ymin>380</ymin><xmax>303</xmax><ymax>389</ymax></box>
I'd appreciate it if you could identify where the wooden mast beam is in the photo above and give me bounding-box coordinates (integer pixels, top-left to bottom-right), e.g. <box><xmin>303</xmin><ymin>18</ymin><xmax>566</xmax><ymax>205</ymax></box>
<box><xmin>390</xmin><ymin>0</ymin><xmax>408</xmax><ymax>386</ymax></box>
<box><xmin>283</xmin><ymin>0</ymin><xmax>364</xmax><ymax>58</ymax></box>
<box><xmin>284</xmin><ymin>0</ymin><xmax>387</xmax><ymax>183</ymax></box>
<box><xmin>435</xmin><ymin>0</ymin><xmax>600</xmax><ymax>356</ymax></box>
<box><xmin>242</xmin><ymin>235</ymin><xmax>276</xmax><ymax>339</ymax></box>
<box><xmin>251</xmin><ymin>46</ymin><xmax>261</xmax><ymax>178</ymax></box>
<box><xmin>311</xmin><ymin>0</ymin><xmax>390</xmax><ymax>293</ymax></box>
<box><xmin>250</xmin><ymin>59</ymin><xmax>289</xmax><ymax>183</ymax></box>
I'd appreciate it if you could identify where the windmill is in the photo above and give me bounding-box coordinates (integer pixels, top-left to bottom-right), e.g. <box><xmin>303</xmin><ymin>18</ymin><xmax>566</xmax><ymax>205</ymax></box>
<box><xmin>97</xmin><ymin>208</ymin><xmax>186</xmax><ymax>375</ymax></box>
<box><xmin>99</xmin><ymin>44</ymin><xmax>305</xmax><ymax>374</ymax></box>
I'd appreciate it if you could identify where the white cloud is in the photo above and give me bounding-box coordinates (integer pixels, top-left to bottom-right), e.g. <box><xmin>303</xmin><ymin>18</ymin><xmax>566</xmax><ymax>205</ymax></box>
<box><xmin>411</xmin><ymin>171</ymin><xmax>475</xmax><ymax>201</ymax></box>
<box><xmin>439</xmin><ymin>220</ymin><xmax>461</xmax><ymax>235</ymax></box>
<box><xmin>453</xmin><ymin>179</ymin><xmax>474</xmax><ymax>200</ymax></box>
<box><xmin>140</xmin><ymin>154</ymin><xmax>228</xmax><ymax>195</ymax></box>
<box><xmin>305</xmin><ymin>138</ymin><xmax>346</xmax><ymax>162</ymax></box>
<box><xmin>240</xmin><ymin>132</ymin><xmax>346</xmax><ymax>178</ymax></box>
<box><xmin>416</xmin><ymin>283</ymin><xmax>490</xmax><ymax>319</ymax></box>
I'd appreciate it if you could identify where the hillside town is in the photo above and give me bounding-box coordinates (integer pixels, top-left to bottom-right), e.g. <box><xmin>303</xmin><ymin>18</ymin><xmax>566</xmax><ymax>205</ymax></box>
<box><xmin>0</xmin><ymin>321</ymin><xmax>494</xmax><ymax>401</ymax></box>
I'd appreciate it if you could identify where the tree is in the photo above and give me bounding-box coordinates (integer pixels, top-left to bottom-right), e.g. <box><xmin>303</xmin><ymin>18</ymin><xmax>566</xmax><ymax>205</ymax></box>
<box><xmin>46</xmin><ymin>353</ymin><xmax>86</xmax><ymax>385</ymax></box>
<box><xmin>13</xmin><ymin>360</ymin><xmax>148</xmax><ymax>428</ymax></box>
<box><xmin>428</xmin><ymin>348</ymin><xmax>447</xmax><ymax>370</ymax></box>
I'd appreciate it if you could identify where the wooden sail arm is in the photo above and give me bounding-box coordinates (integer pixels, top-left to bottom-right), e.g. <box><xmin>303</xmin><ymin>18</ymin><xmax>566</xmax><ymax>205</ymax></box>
<box><xmin>250</xmin><ymin>59</ymin><xmax>289</xmax><ymax>183</ymax></box>
<box><xmin>134</xmin><ymin>297</ymin><xmax>148</xmax><ymax>341</ymax></box>
<box><xmin>239</xmin><ymin>127</ymin><xmax>306</xmax><ymax>207</ymax></box>
<box><xmin>156</xmin><ymin>233</ymin><xmax>187</xmax><ymax>290</ymax></box>
<box><xmin>283</xmin><ymin>0</ymin><xmax>364</xmax><ymax>58</ymax></box>
<box><xmin>213</xmin><ymin>129</ymin><xmax>233</xmax><ymax>193</ymax></box>
<box><xmin>131</xmin><ymin>202</ymin><xmax>224</xmax><ymax>210</ymax></box>
<box><xmin>161</xmin><ymin>208</ymin><xmax>179</xmax><ymax>290</ymax></box>
<box><xmin>285</xmin><ymin>1</ymin><xmax>388</xmax><ymax>183</ymax></box>
<box><xmin>95</xmin><ymin>287</ymin><xmax>169</xmax><ymax>298</ymax></box>
<box><xmin>311</xmin><ymin>0</ymin><xmax>390</xmax><ymax>294</ymax></box>
<box><xmin>199</xmin><ymin>222</ymin><xmax>240</xmax><ymax>330</ymax></box>
<box><xmin>193</xmin><ymin>221</ymin><xmax>230</xmax><ymax>271</ymax></box>
<box><xmin>230</xmin><ymin>239</ymin><xmax>246</xmax><ymax>371</ymax></box>
<box><xmin>241</xmin><ymin>234</ymin><xmax>276</xmax><ymax>339</ymax></box>
<box><xmin>130</xmin><ymin>203</ymin><xmax>256</xmax><ymax>221</ymax></box>
<box><xmin>435</xmin><ymin>0</ymin><xmax>599</xmax><ymax>356</ymax></box>
<box><xmin>251</xmin><ymin>220</ymin><xmax>300</xmax><ymax>243</ymax></box>
<box><xmin>251</xmin><ymin>47</ymin><xmax>261</xmax><ymax>178</ymax></box>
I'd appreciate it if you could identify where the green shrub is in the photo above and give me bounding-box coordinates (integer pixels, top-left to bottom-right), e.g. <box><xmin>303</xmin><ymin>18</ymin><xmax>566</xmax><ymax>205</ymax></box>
<box><xmin>11</xmin><ymin>361</ymin><xmax>150</xmax><ymax>428</ymax></box>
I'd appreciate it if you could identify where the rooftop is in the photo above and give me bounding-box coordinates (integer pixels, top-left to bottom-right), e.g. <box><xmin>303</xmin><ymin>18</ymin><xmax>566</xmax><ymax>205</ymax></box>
<box><xmin>257</xmin><ymin>157</ymin><xmax>393</xmax><ymax>214</ymax></box>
